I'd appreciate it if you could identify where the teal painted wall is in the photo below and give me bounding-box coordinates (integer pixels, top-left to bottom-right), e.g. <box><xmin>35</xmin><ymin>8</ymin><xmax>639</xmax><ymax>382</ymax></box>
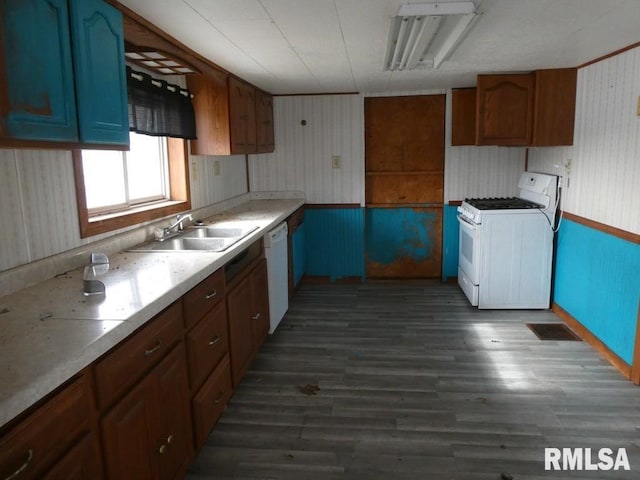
<box><xmin>365</xmin><ymin>207</ymin><xmax>441</xmax><ymax>277</ymax></box>
<box><xmin>304</xmin><ymin>208</ymin><xmax>365</xmax><ymax>281</ymax></box>
<box><xmin>292</xmin><ymin>222</ymin><xmax>306</xmax><ymax>287</ymax></box>
<box><xmin>554</xmin><ymin>219</ymin><xmax>640</xmax><ymax>364</ymax></box>
<box><xmin>442</xmin><ymin>205</ymin><xmax>460</xmax><ymax>281</ymax></box>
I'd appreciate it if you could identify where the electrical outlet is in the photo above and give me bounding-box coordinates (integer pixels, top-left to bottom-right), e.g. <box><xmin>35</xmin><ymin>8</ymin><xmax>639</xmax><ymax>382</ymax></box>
<box><xmin>213</xmin><ymin>160</ymin><xmax>221</xmax><ymax>176</ymax></box>
<box><xmin>332</xmin><ymin>155</ymin><xmax>341</xmax><ymax>169</ymax></box>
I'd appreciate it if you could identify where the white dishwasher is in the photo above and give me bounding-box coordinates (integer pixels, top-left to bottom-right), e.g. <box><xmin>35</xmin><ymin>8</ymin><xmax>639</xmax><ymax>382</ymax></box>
<box><xmin>264</xmin><ymin>222</ymin><xmax>288</xmax><ymax>333</ymax></box>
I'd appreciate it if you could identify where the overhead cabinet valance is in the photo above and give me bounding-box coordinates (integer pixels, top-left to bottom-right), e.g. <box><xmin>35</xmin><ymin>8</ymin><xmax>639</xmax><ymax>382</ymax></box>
<box><xmin>0</xmin><ymin>0</ymin><xmax>129</xmax><ymax>147</ymax></box>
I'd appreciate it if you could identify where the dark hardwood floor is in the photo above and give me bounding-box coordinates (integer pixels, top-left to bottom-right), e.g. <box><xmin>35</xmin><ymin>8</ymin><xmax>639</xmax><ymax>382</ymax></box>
<box><xmin>187</xmin><ymin>283</ymin><xmax>640</xmax><ymax>479</ymax></box>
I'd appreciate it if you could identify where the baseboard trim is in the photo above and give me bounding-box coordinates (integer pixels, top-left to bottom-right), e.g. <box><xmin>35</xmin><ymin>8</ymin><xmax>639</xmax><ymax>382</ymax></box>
<box><xmin>301</xmin><ymin>275</ymin><xmax>363</xmax><ymax>285</ymax></box>
<box><xmin>552</xmin><ymin>303</ymin><xmax>632</xmax><ymax>381</ymax></box>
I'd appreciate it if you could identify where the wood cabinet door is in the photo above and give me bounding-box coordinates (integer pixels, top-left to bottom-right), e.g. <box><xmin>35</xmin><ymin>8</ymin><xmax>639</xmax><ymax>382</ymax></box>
<box><xmin>476</xmin><ymin>73</ymin><xmax>534</xmax><ymax>145</ymax></box>
<box><xmin>250</xmin><ymin>259</ymin><xmax>270</xmax><ymax>350</ymax></box>
<box><xmin>451</xmin><ymin>88</ymin><xmax>477</xmax><ymax>145</ymax></box>
<box><xmin>101</xmin><ymin>379</ymin><xmax>156</xmax><ymax>480</ymax></box>
<box><xmin>532</xmin><ymin>68</ymin><xmax>577</xmax><ymax>146</ymax></box>
<box><xmin>226</xmin><ymin>275</ymin><xmax>254</xmax><ymax>387</ymax></box>
<box><xmin>0</xmin><ymin>0</ymin><xmax>78</xmax><ymax>142</ymax></box>
<box><xmin>187</xmin><ymin>72</ymin><xmax>231</xmax><ymax>156</ymax></box>
<box><xmin>228</xmin><ymin>77</ymin><xmax>256</xmax><ymax>154</ymax></box>
<box><xmin>69</xmin><ymin>0</ymin><xmax>129</xmax><ymax>145</ymax></box>
<box><xmin>42</xmin><ymin>433</ymin><xmax>103</xmax><ymax>480</ymax></box>
<box><xmin>152</xmin><ymin>344</ymin><xmax>194</xmax><ymax>480</ymax></box>
<box><xmin>255</xmin><ymin>91</ymin><xmax>275</xmax><ymax>153</ymax></box>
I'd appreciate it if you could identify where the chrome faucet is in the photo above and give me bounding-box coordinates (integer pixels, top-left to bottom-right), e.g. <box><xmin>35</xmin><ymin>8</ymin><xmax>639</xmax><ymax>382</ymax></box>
<box><xmin>160</xmin><ymin>213</ymin><xmax>193</xmax><ymax>241</ymax></box>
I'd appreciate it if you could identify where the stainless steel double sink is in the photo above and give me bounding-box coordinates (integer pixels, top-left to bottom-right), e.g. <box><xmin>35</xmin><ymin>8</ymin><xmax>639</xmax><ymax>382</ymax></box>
<box><xmin>128</xmin><ymin>224</ymin><xmax>259</xmax><ymax>253</ymax></box>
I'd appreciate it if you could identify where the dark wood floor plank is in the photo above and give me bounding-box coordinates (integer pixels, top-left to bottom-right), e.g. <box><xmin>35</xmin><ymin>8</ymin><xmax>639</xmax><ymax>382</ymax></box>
<box><xmin>187</xmin><ymin>283</ymin><xmax>640</xmax><ymax>479</ymax></box>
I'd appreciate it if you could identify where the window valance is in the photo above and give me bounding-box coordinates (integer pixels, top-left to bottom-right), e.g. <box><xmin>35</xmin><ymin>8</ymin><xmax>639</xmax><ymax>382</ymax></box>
<box><xmin>126</xmin><ymin>66</ymin><xmax>196</xmax><ymax>139</ymax></box>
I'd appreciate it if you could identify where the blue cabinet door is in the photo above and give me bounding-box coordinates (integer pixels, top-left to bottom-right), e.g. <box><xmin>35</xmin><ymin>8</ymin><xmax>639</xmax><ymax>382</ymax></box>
<box><xmin>69</xmin><ymin>0</ymin><xmax>129</xmax><ymax>145</ymax></box>
<box><xmin>1</xmin><ymin>0</ymin><xmax>79</xmax><ymax>141</ymax></box>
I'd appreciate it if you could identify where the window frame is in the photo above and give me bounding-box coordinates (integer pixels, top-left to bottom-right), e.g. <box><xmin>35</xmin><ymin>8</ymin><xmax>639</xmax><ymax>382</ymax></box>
<box><xmin>73</xmin><ymin>137</ymin><xmax>191</xmax><ymax>238</ymax></box>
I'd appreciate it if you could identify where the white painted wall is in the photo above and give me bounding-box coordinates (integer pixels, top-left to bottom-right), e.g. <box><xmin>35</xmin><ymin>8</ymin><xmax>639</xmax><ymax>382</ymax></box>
<box><xmin>528</xmin><ymin>46</ymin><xmax>640</xmax><ymax>234</ymax></box>
<box><xmin>249</xmin><ymin>94</ymin><xmax>365</xmax><ymax>205</ymax></box>
<box><xmin>0</xmin><ymin>148</ymin><xmax>248</xmax><ymax>273</ymax></box>
<box><xmin>249</xmin><ymin>91</ymin><xmax>526</xmax><ymax>205</ymax></box>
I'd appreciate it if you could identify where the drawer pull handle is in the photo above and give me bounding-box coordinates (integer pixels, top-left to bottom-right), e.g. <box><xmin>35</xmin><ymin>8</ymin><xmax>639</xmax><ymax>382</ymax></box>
<box><xmin>144</xmin><ymin>340</ymin><xmax>161</xmax><ymax>356</ymax></box>
<box><xmin>6</xmin><ymin>449</ymin><xmax>33</xmax><ymax>480</ymax></box>
<box><xmin>251</xmin><ymin>313</ymin><xmax>261</xmax><ymax>320</ymax></box>
<box><xmin>214</xmin><ymin>391</ymin><xmax>225</xmax><ymax>404</ymax></box>
<box><xmin>205</xmin><ymin>290</ymin><xmax>217</xmax><ymax>300</ymax></box>
<box><xmin>209</xmin><ymin>335</ymin><xmax>221</xmax><ymax>346</ymax></box>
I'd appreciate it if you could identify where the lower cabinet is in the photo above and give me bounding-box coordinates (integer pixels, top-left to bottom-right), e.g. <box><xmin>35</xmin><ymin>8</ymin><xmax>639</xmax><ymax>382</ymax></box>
<box><xmin>101</xmin><ymin>343</ymin><xmax>193</xmax><ymax>480</ymax></box>
<box><xmin>191</xmin><ymin>354</ymin><xmax>233</xmax><ymax>449</ymax></box>
<box><xmin>227</xmin><ymin>257</ymin><xmax>270</xmax><ymax>388</ymax></box>
<box><xmin>0</xmin><ymin>240</ymin><xmax>275</xmax><ymax>479</ymax></box>
<box><xmin>42</xmin><ymin>433</ymin><xmax>103</xmax><ymax>480</ymax></box>
<box><xmin>0</xmin><ymin>373</ymin><xmax>101</xmax><ymax>480</ymax></box>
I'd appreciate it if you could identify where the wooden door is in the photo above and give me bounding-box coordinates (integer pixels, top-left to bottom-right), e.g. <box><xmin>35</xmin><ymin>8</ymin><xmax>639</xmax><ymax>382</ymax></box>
<box><xmin>255</xmin><ymin>91</ymin><xmax>275</xmax><ymax>153</ymax></box>
<box><xmin>153</xmin><ymin>344</ymin><xmax>193</xmax><ymax>480</ymax></box>
<box><xmin>364</xmin><ymin>95</ymin><xmax>444</xmax><ymax>279</ymax></box>
<box><xmin>69</xmin><ymin>0</ymin><xmax>129</xmax><ymax>145</ymax></box>
<box><xmin>226</xmin><ymin>275</ymin><xmax>254</xmax><ymax>387</ymax></box>
<box><xmin>101</xmin><ymin>378</ymin><xmax>156</xmax><ymax>479</ymax></box>
<box><xmin>0</xmin><ymin>0</ymin><xmax>79</xmax><ymax>142</ymax></box>
<box><xmin>476</xmin><ymin>73</ymin><xmax>534</xmax><ymax>145</ymax></box>
<box><xmin>250</xmin><ymin>259</ymin><xmax>270</xmax><ymax>350</ymax></box>
<box><xmin>228</xmin><ymin>77</ymin><xmax>256</xmax><ymax>154</ymax></box>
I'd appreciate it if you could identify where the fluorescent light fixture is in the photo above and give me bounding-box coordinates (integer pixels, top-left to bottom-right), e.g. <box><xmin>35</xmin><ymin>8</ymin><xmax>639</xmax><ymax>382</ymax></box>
<box><xmin>384</xmin><ymin>1</ymin><xmax>477</xmax><ymax>71</ymax></box>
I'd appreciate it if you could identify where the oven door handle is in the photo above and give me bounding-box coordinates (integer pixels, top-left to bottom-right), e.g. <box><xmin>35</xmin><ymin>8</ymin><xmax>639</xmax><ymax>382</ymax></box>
<box><xmin>457</xmin><ymin>214</ymin><xmax>478</xmax><ymax>230</ymax></box>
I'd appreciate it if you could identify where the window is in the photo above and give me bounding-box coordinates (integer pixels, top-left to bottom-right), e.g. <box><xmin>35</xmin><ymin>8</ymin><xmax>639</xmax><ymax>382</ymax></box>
<box><xmin>73</xmin><ymin>135</ymin><xmax>190</xmax><ymax>238</ymax></box>
<box><xmin>82</xmin><ymin>132</ymin><xmax>169</xmax><ymax>215</ymax></box>
<box><xmin>73</xmin><ymin>67</ymin><xmax>195</xmax><ymax>238</ymax></box>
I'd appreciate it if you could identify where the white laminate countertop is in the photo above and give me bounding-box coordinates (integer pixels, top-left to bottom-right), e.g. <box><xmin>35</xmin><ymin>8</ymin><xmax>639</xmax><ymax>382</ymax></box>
<box><xmin>0</xmin><ymin>198</ymin><xmax>304</xmax><ymax>429</ymax></box>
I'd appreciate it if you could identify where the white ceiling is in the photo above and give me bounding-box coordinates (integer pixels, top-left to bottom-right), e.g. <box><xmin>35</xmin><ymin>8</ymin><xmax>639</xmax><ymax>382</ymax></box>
<box><xmin>118</xmin><ymin>0</ymin><xmax>640</xmax><ymax>94</ymax></box>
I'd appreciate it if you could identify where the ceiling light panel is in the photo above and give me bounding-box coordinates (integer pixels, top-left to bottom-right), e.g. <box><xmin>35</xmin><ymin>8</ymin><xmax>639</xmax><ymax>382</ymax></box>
<box><xmin>384</xmin><ymin>1</ymin><xmax>477</xmax><ymax>71</ymax></box>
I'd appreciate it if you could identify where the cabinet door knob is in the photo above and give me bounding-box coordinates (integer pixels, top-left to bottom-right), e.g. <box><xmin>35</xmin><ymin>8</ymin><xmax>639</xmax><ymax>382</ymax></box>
<box><xmin>214</xmin><ymin>391</ymin><xmax>225</xmax><ymax>404</ymax></box>
<box><xmin>205</xmin><ymin>290</ymin><xmax>217</xmax><ymax>300</ymax></box>
<box><xmin>208</xmin><ymin>335</ymin><xmax>221</xmax><ymax>346</ymax></box>
<box><xmin>158</xmin><ymin>444</ymin><xmax>167</xmax><ymax>455</ymax></box>
<box><xmin>251</xmin><ymin>313</ymin><xmax>261</xmax><ymax>320</ymax></box>
<box><xmin>166</xmin><ymin>434</ymin><xmax>174</xmax><ymax>445</ymax></box>
<box><xmin>144</xmin><ymin>340</ymin><xmax>161</xmax><ymax>356</ymax></box>
<box><xmin>5</xmin><ymin>449</ymin><xmax>33</xmax><ymax>480</ymax></box>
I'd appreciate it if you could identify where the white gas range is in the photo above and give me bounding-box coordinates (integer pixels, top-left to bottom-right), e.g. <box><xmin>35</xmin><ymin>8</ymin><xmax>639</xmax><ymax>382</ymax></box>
<box><xmin>457</xmin><ymin>172</ymin><xmax>559</xmax><ymax>309</ymax></box>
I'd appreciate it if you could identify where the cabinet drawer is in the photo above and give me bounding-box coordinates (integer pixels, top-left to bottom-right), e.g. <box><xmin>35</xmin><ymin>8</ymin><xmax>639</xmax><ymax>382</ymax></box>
<box><xmin>0</xmin><ymin>375</ymin><xmax>93</xmax><ymax>480</ymax></box>
<box><xmin>192</xmin><ymin>354</ymin><xmax>232</xmax><ymax>449</ymax></box>
<box><xmin>94</xmin><ymin>301</ymin><xmax>183</xmax><ymax>409</ymax></box>
<box><xmin>183</xmin><ymin>269</ymin><xmax>225</xmax><ymax>330</ymax></box>
<box><xmin>186</xmin><ymin>302</ymin><xmax>229</xmax><ymax>392</ymax></box>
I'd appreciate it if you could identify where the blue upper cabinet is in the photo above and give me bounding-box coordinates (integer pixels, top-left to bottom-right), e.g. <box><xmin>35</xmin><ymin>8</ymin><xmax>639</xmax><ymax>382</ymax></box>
<box><xmin>0</xmin><ymin>0</ymin><xmax>79</xmax><ymax>142</ymax></box>
<box><xmin>69</xmin><ymin>0</ymin><xmax>129</xmax><ymax>145</ymax></box>
<box><xmin>0</xmin><ymin>0</ymin><xmax>128</xmax><ymax>146</ymax></box>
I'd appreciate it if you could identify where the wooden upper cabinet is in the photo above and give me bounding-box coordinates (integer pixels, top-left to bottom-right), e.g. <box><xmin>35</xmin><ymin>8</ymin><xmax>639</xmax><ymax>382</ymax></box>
<box><xmin>0</xmin><ymin>0</ymin><xmax>128</xmax><ymax>147</ymax></box>
<box><xmin>532</xmin><ymin>68</ymin><xmax>577</xmax><ymax>146</ymax></box>
<box><xmin>451</xmin><ymin>88</ymin><xmax>476</xmax><ymax>146</ymax></box>
<box><xmin>255</xmin><ymin>90</ymin><xmax>275</xmax><ymax>153</ymax></box>
<box><xmin>476</xmin><ymin>73</ymin><xmax>535</xmax><ymax>146</ymax></box>
<box><xmin>188</xmin><ymin>72</ymin><xmax>231</xmax><ymax>156</ymax></box>
<box><xmin>228</xmin><ymin>77</ymin><xmax>257</xmax><ymax>154</ymax></box>
<box><xmin>188</xmin><ymin>75</ymin><xmax>274</xmax><ymax>156</ymax></box>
